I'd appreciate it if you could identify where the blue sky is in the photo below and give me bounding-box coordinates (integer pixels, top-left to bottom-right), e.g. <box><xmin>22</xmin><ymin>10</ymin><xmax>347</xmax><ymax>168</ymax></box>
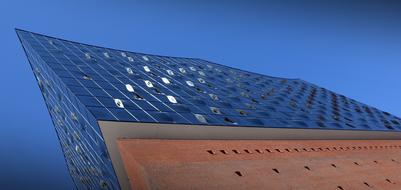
<box><xmin>1</xmin><ymin>1</ymin><xmax>401</xmax><ymax>189</ymax></box>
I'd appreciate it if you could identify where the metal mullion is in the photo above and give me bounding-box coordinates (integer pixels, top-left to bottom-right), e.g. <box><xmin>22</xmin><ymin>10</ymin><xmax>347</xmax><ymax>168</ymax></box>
<box><xmin>87</xmin><ymin>49</ymin><xmax>195</xmax><ymax>123</ymax></box>
<box><xmin>76</xmin><ymin>43</ymin><xmax>192</xmax><ymax>122</ymax></box>
<box><xmin>122</xmin><ymin>54</ymin><xmax>222</xmax><ymax>121</ymax></box>
<box><xmin>34</xmin><ymin>35</ymin><xmax>132</xmax><ymax>122</ymax></box>
<box><xmin>57</xmin><ymin>40</ymin><xmax>157</xmax><ymax>122</ymax></box>
<box><xmin>109</xmin><ymin>50</ymin><xmax>215</xmax><ymax>121</ymax></box>
<box><xmin>27</xmin><ymin>51</ymin><xmax>106</xmax><ymax>166</ymax></box>
<box><xmin>25</xmin><ymin>35</ymin><xmax>107</xmax><ymax>139</ymax></box>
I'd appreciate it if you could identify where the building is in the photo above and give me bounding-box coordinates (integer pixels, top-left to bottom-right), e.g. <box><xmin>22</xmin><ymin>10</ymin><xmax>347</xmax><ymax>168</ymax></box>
<box><xmin>17</xmin><ymin>29</ymin><xmax>401</xmax><ymax>190</ymax></box>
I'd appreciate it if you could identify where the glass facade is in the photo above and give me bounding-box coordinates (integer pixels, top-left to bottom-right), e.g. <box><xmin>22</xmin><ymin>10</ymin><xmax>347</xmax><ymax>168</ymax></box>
<box><xmin>17</xmin><ymin>29</ymin><xmax>401</xmax><ymax>189</ymax></box>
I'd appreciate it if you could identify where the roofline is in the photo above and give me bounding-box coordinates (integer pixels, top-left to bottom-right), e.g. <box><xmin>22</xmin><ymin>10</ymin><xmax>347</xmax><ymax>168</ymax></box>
<box><xmin>15</xmin><ymin>28</ymin><xmax>299</xmax><ymax>81</ymax></box>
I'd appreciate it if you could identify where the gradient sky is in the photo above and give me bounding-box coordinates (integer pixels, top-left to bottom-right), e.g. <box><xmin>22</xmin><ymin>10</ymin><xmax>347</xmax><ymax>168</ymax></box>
<box><xmin>1</xmin><ymin>1</ymin><xmax>401</xmax><ymax>189</ymax></box>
